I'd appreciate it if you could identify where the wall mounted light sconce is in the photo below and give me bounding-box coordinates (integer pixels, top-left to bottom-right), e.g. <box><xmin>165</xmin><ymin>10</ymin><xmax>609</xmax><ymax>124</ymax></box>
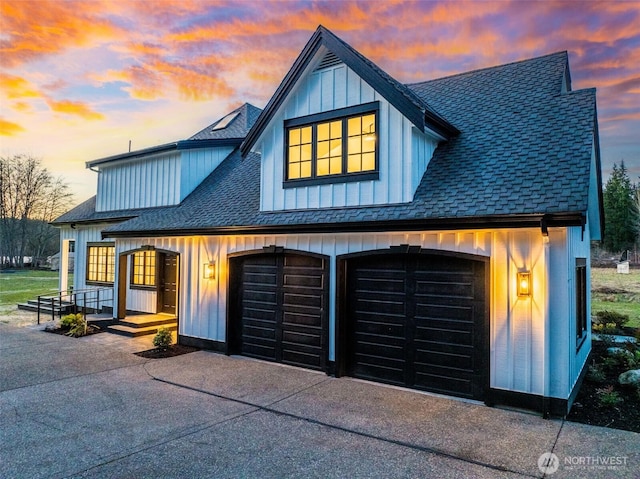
<box><xmin>517</xmin><ymin>271</ymin><xmax>531</xmax><ymax>297</ymax></box>
<box><xmin>203</xmin><ymin>261</ymin><xmax>215</xmax><ymax>280</ymax></box>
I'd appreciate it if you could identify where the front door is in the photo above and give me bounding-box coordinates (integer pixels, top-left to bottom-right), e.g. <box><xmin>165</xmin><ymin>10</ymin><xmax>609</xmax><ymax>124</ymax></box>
<box><xmin>159</xmin><ymin>253</ymin><xmax>178</xmax><ymax>315</ymax></box>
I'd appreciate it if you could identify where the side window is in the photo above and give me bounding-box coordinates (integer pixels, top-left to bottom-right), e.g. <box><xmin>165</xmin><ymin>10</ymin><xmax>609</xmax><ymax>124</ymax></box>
<box><xmin>86</xmin><ymin>243</ymin><xmax>115</xmax><ymax>285</ymax></box>
<box><xmin>576</xmin><ymin>258</ymin><xmax>587</xmax><ymax>348</ymax></box>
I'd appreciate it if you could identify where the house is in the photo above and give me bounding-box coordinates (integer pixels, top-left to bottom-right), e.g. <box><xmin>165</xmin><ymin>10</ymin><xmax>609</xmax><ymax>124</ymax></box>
<box><xmin>53</xmin><ymin>26</ymin><xmax>603</xmax><ymax>417</ymax></box>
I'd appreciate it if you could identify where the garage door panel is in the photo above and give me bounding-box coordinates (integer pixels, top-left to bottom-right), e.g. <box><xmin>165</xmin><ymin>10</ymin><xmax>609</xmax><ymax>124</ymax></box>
<box><xmin>414</xmin><ymin>348</ymin><xmax>474</xmax><ymax>370</ymax></box>
<box><xmin>415</xmin><ymin>318</ymin><xmax>473</xmax><ymax>333</ymax></box>
<box><xmin>283</xmin><ymin>292</ymin><xmax>322</xmax><ymax>309</ymax></box>
<box><xmin>354</xmin><ymin>277</ymin><xmax>405</xmax><ymax>294</ymax></box>
<box><xmin>283</xmin><ymin>326</ymin><xmax>321</xmax><ymax>343</ymax></box>
<box><xmin>243</xmin><ymin>343</ymin><xmax>277</xmax><ymax>361</ymax></box>
<box><xmin>416</xmin><ymin>304</ymin><xmax>474</xmax><ymax>322</ymax></box>
<box><xmin>243</xmin><ymin>322</ymin><xmax>276</xmax><ymax>339</ymax></box>
<box><xmin>282</xmin><ymin>349</ymin><xmax>323</xmax><ymax>369</ymax></box>
<box><xmin>415</xmin><ymin>370</ymin><xmax>473</xmax><ymax>397</ymax></box>
<box><xmin>283</xmin><ymin>273</ymin><xmax>323</xmax><ymax>288</ymax></box>
<box><xmin>415</xmin><ymin>328</ymin><xmax>473</xmax><ymax>347</ymax></box>
<box><xmin>355</xmin><ymin>337</ymin><xmax>404</xmax><ymax>357</ymax></box>
<box><xmin>236</xmin><ymin>253</ymin><xmax>328</xmax><ymax>372</ymax></box>
<box><xmin>283</xmin><ymin>311</ymin><xmax>321</xmax><ymax>327</ymax></box>
<box><xmin>353</xmin><ymin>297</ymin><xmax>405</xmax><ymax>316</ymax></box>
<box><xmin>347</xmin><ymin>252</ymin><xmax>486</xmax><ymax>400</ymax></box>
<box><xmin>355</xmin><ymin>362</ymin><xmax>405</xmax><ymax>385</ymax></box>
<box><xmin>355</xmin><ymin>318</ymin><xmax>406</xmax><ymax>341</ymax></box>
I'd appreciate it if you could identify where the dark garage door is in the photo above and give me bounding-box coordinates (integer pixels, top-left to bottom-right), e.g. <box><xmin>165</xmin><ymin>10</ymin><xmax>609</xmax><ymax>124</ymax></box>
<box><xmin>230</xmin><ymin>252</ymin><xmax>328</xmax><ymax>371</ymax></box>
<box><xmin>346</xmin><ymin>253</ymin><xmax>487</xmax><ymax>400</ymax></box>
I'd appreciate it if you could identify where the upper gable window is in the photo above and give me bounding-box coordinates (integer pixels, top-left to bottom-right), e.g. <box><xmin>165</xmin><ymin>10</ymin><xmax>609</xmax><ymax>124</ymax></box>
<box><xmin>284</xmin><ymin>102</ymin><xmax>379</xmax><ymax>187</ymax></box>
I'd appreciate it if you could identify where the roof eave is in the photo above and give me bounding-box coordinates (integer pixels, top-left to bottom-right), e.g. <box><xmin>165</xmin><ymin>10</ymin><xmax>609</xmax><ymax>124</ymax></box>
<box><xmin>102</xmin><ymin>212</ymin><xmax>586</xmax><ymax>239</ymax></box>
<box><xmin>51</xmin><ymin>216</ymin><xmax>137</xmax><ymax>228</ymax></box>
<box><xmin>87</xmin><ymin>138</ymin><xmax>243</xmax><ymax>169</ymax></box>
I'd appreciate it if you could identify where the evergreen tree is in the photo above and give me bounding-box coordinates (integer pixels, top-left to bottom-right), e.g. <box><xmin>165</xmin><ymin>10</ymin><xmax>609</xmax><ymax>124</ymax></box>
<box><xmin>602</xmin><ymin>161</ymin><xmax>638</xmax><ymax>252</ymax></box>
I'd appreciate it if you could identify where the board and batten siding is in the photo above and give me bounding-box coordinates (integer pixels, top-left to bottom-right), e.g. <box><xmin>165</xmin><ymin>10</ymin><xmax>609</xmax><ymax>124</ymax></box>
<box><xmin>95</xmin><ymin>147</ymin><xmax>235</xmax><ymax>212</ymax></box>
<box><xmin>258</xmin><ymin>58</ymin><xmax>439</xmax><ymax>212</ymax></box>
<box><xmin>96</xmin><ymin>152</ymin><xmax>181</xmax><ymax>212</ymax></box>
<box><xmin>59</xmin><ymin>224</ymin><xmax>114</xmax><ymax>308</ymax></box>
<box><xmin>179</xmin><ymin>146</ymin><xmax>235</xmax><ymax>202</ymax></box>
<box><xmin>116</xmin><ymin>227</ymin><xmax>578</xmax><ymax>400</ymax></box>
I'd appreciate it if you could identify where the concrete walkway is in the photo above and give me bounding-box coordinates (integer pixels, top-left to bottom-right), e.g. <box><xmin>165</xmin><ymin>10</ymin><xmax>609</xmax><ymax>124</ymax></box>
<box><xmin>1</xmin><ymin>323</ymin><xmax>637</xmax><ymax>479</ymax></box>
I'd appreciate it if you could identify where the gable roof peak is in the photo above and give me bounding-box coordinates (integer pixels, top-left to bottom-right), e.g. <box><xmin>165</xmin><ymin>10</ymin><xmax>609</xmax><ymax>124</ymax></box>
<box><xmin>241</xmin><ymin>25</ymin><xmax>457</xmax><ymax>156</ymax></box>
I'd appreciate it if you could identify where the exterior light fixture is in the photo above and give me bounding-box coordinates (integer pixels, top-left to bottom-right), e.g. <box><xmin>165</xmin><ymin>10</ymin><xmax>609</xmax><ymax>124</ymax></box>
<box><xmin>203</xmin><ymin>262</ymin><xmax>215</xmax><ymax>280</ymax></box>
<box><xmin>517</xmin><ymin>271</ymin><xmax>531</xmax><ymax>297</ymax></box>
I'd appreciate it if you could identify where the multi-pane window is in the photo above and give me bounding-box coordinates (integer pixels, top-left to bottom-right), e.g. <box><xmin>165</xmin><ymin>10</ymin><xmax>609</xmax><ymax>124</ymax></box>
<box><xmin>86</xmin><ymin>243</ymin><xmax>115</xmax><ymax>285</ymax></box>
<box><xmin>316</xmin><ymin>120</ymin><xmax>342</xmax><ymax>176</ymax></box>
<box><xmin>131</xmin><ymin>250</ymin><xmax>156</xmax><ymax>287</ymax></box>
<box><xmin>285</xmin><ymin>103</ymin><xmax>378</xmax><ymax>185</ymax></box>
<box><xmin>576</xmin><ymin>258</ymin><xmax>587</xmax><ymax>347</ymax></box>
<box><xmin>288</xmin><ymin>126</ymin><xmax>312</xmax><ymax>179</ymax></box>
<box><xmin>347</xmin><ymin>113</ymin><xmax>376</xmax><ymax>173</ymax></box>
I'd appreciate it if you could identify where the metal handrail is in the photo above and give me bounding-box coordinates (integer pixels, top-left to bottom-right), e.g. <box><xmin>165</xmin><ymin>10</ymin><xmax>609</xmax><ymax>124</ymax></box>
<box><xmin>37</xmin><ymin>287</ymin><xmax>114</xmax><ymax>324</ymax></box>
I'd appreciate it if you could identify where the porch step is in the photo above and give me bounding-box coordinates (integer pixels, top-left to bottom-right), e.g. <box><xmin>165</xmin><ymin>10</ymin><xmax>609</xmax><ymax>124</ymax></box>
<box><xmin>17</xmin><ymin>298</ymin><xmax>74</xmax><ymax>315</ymax></box>
<box><xmin>108</xmin><ymin>322</ymin><xmax>177</xmax><ymax>338</ymax></box>
<box><xmin>119</xmin><ymin>315</ymin><xmax>176</xmax><ymax>329</ymax></box>
<box><xmin>107</xmin><ymin>314</ymin><xmax>177</xmax><ymax>337</ymax></box>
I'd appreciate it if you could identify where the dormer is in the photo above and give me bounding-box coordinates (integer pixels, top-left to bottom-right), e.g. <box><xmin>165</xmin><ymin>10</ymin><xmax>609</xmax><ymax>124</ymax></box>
<box><xmin>242</xmin><ymin>26</ymin><xmax>458</xmax><ymax>212</ymax></box>
<box><xmin>89</xmin><ymin>103</ymin><xmax>260</xmax><ymax>212</ymax></box>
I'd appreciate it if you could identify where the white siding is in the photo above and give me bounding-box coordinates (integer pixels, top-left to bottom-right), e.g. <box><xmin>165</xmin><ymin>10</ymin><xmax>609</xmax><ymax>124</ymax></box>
<box><xmin>115</xmin><ymin>227</ymin><xmax>581</xmax><ymax>399</ymax></box>
<box><xmin>258</xmin><ymin>62</ymin><xmax>439</xmax><ymax>211</ymax></box>
<box><xmin>412</xmin><ymin>126</ymin><xmax>436</xmax><ymax>193</ymax></box>
<box><xmin>59</xmin><ymin>224</ymin><xmax>115</xmax><ymax>309</ymax></box>
<box><xmin>179</xmin><ymin>147</ymin><xmax>235</xmax><ymax>201</ymax></box>
<box><xmin>96</xmin><ymin>152</ymin><xmax>181</xmax><ymax>212</ymax></box>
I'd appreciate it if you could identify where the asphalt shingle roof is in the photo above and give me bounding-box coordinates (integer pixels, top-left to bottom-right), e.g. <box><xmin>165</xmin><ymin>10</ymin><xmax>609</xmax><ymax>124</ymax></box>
<box><xmin>58</xmin><ymin>51</ymin><xmax>597</xmax><ymax>236</ymax></box>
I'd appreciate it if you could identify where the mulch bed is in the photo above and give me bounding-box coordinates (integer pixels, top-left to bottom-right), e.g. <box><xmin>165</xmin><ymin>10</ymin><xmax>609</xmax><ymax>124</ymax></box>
<box><xmin>566</xmin><ymin>341</ymin><xmax>640</xmax><ymax>433</ymax></box>
<box><xmin>44</xmin><ymin>325</ymin><xmax>104</xmax><ymax>337</ymax></box>
<box><xmin>134</xmin><ymin>344</ymin><xmax>199</xmax><ymax>359</ymax></box>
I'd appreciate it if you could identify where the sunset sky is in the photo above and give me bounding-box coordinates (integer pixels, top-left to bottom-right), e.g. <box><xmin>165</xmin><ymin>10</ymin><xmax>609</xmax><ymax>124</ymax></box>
<box><xmin>1</xmin><ymin>0</ymin><xmax>639</xmax><ymax>205</ymax></box>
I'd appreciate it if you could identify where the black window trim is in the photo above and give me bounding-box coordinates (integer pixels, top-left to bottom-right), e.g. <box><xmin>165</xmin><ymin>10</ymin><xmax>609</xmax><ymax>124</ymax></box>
<box><xmin>86</xmin><ymin>241</ymin><xmax>115</xmax><ymax>286</ymax></box>
<box><xmin>576</xmin><ymin>257</ymin><xmax>588</xmax><ymax>351</ymax></box>
<box><xmin>283</xmin><ymin>101</ymin><xmax>379</xmax><ymax>188</ymax></box>
<box><xmin>130</xmin><ymin>250</ymin><xmax>158</xmax><ymax>291</ymax></box>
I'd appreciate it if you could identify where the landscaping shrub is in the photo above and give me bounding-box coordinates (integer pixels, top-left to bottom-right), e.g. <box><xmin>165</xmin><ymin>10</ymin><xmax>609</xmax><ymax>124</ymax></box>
<box><xmin>596</xmin><ymin>385</ymin><xmax>623</xmax><ymax>407</ymax></box>
<box><xmin>60</xmin><ymin>313</ymin><xmax>88</xmax><ymax>337</ymax></box>
<box><xmin>153</xmin><ymin>327</ymin><xmax>172</xmax><ymax>351</ymax></box>
<box><xmin>592</xmin><ymin>322</ymin><xmax>619</xmax><ymax>335</ymax></box>
<box><xmin>60</xmin><ymin>313</ymin><xmax>83</xmax><ymax>329</ymax></box>
<box><xmin>586</xmin><ymin>364</ymin><xmax>607</xmax><ymax>384</ymax></box>
<box><xmin>592</xmin><ymin>311</ymin><xmax>629</xmax><ymax>334</ymax></box>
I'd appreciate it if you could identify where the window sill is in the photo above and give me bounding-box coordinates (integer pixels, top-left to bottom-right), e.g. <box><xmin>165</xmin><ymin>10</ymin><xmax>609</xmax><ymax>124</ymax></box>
<box><xmin>283</xmin><ymin>171</ymin><xmax>379</xmax><ymax>189</ymax></box>
<box><xmin>86</xmin><ymin>281</ymin><xmax>114</xmax><ymax>287</ymax></box>
<box><xmin>130</xmin><ymin>285</ymin><xmax>157</xmax><ymax>291</ymax></box>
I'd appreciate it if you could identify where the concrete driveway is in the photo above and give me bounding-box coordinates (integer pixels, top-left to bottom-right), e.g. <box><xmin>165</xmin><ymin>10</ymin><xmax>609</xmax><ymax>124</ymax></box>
<box><xmin>1</xmin><ymin>323</ymin><xmax>638</xmax><ymax>479</ymax></box>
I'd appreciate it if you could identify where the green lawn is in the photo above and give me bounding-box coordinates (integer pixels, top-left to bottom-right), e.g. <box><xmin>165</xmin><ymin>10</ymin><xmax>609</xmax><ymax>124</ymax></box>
<box><xmin>0</xmin><ymin>270</ymin><xmax>64</xmax><ymax>313</ymax></box>
<box><xmin>591</xmin><ymin>267</ymin><xmax>640</xmax><ymax>329</ymax></box>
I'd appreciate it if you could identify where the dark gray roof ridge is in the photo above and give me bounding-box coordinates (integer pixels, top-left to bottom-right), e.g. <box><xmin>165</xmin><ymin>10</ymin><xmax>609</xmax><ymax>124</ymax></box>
<box><xmin>405</xmin><ymin>51</ymin><xmax>569</xmax><ymax>88</ymax></box>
